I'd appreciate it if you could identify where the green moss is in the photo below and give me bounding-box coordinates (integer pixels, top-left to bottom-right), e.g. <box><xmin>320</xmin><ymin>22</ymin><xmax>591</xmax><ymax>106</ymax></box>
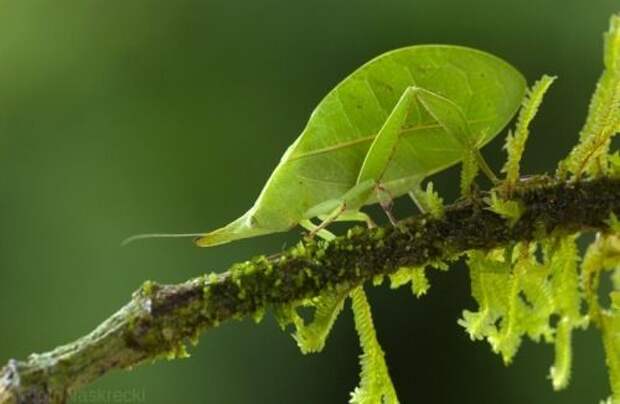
<box><xmin>113</xmin><ymin>178</ymin><xmax>620</xmax><ymax>404</ymax></box>
<box><xmin>140</xmin><ymin>280</ymin><xmax>159</xmax><ymax>297</ymax></box>
<box><xmin>165</xmin><ymin>342</ymin><xmax>190</xmax><ymax>360</ymax></box>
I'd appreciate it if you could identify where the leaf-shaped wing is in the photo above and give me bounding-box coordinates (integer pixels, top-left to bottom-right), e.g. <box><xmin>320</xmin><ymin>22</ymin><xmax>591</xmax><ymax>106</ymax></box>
<box><xmin>197</xmin><ymin>45</ymin><xmax>526</xmax><ymax>247</ymax></box>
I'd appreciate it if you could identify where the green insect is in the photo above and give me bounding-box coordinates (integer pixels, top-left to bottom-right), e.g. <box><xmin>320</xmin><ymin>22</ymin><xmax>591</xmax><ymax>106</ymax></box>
<box><xmin>126</xmin><ymin>45</ymin><xmax>525</xmax><ymax>247</ymax></box>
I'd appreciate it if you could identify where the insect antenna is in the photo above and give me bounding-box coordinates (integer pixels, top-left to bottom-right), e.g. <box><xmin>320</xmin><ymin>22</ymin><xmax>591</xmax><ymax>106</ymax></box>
<box><xmin>375</xmin><ymin>185</ymin><xmax>399</xmax><ymax>226</ymax></box>
<box><xmin>121</xmin><ymin>232</ymin><xmax>206</xmax><ymax>246</ymax></box>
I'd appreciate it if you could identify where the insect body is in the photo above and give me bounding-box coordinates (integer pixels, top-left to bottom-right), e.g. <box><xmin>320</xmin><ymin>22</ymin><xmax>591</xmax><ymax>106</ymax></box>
<box><xmin>127</xmin><ymin>45</ymin><xmax>526</xmax><ymax>247</ymax></box>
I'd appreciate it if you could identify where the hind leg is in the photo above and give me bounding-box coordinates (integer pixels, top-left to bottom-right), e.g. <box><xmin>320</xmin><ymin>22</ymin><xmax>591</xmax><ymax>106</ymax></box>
<box><xmin>411</xmin><ymin>87</ymin><xmax>499</xmax><ymax>186</ymax></box>
<box><xmin>300</xmin><ymin>204</ymin><xmax>346</xmax><ymax>241</ymax></box>
<box><xmin>374</xmin><ymin>184</ymin><xmax>398</xmax><ymax>226</ymax></box>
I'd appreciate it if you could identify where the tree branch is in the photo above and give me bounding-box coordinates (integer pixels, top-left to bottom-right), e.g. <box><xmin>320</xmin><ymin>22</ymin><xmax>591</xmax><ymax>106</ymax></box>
<box><xmin>2</xmin><ymin>177</ymin><xmax>620</xmax><ymax>404</ymax></box>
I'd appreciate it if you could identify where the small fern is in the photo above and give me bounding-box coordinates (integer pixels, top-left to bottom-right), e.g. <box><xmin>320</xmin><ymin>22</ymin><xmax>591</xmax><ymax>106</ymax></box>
<box><xmin>561</xmin><ymin>15</ymin><xmax>620</xmax><ymax>178</ymax></box>
<box><xmin>389</xmin><ymin>266</ymin><xmax>430</xmax><ymax>298</ymax></box>
<box><xmin>349</xmin><ymin>287</ymin><xmax>399</xmax><ymax>404</ymax></box>
<box><xmin>547</xmin><ymin>236</ymin><xmax>585</xmax><ymax>390</ymax></box>
<box><xmin>485</xmin><ymin>191</ymin><xmax>524</xmax><ymax>227</ymax></box>
<box><xmin>458</xmin><ymin>249</ymin><xmax>510</xmax><ymax>342</ymax></box>
<box><xmin>423</xmin><ymin>182</ymin><xmax>444</xmax><ymax>219</ymax></box>
<box><xmin>607</xmin><ymin>212</ymin><xmax>620</xmax><ymax>234</ymax></box>
<box><xmin>502</xmin><ymin>74</ymin><xmax>556</xmax><ymax>193</ymax></box>
<box><xmin>601</xmin><ymin>292</ymin><xmax>620</xmax><ymax>403</ymax></box>
<box><xmin>293</xmin><ymin>288</ymin><xmax>349</xmax><ymax>353</ymax></box>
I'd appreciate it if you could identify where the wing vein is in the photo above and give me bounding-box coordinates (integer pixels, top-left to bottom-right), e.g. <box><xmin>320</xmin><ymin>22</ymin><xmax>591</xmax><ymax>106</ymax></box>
<box><xmin>288</xmin><ymin>117</ymin><xmax>493</xmax><ymax>162</ymax></box>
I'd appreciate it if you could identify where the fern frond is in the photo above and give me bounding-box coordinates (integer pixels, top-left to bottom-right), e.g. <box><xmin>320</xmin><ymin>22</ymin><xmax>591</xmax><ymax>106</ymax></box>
<box><xmin>546</xmin><ymin>235</ymin><xmax>586</xmax><ymax>391</ymax></box>
<box><xmin>583</xmin><ymin>235</ymin><xmax>620</xmax><ymax>321</ymax></box>
<box><xmin>424</xmin><ymin>182</ymin><xmax>444</xmax><ymax>219</ymax></box>
<box><xmin>458</xmin><ymin>250</ymin><xmax>510</xmax><ymax>341</ymax></box>
<box><xmin>408</xmin><ymin>182</ymin><xmax>444</xmax><ymax>217</ymax></box>
<box><xmin>489</xmin><ymin>245</ymin><xmax>530</xmax><ymax>363</ymax></box>
<box><xmin>601</xmin><ymin>292</ymin><xmax>620</xmax><ymax>403</ymax></box>
<box><xmin>562</xmin><ymin>15</ymin><xmax>620</xmax><ymax>178</ymax></box>
<box><xmin>550</xmin><ymin>317</ymin><xmax>573</xmax><ymax>390</ymax></box>
<box><xmin>579</xmin><ymin>234</ymin><xmax>620</xmax><ymax>399</ymax></box>
<box><xmin>609</xmin><ymin>151</ymin><xmax>620</xmax><ymax>177</ymax></box>
<box><xmin>349</xmin><ymin>287</ymin><xmax>399</xmax><ymax>404</ymax></box>
<box><xmin>485</xmin><ymin>191</ymin><xmax>524</xmax><ymax>227</ymax></box>
<box><xmin>461</xmin><ymin>244</ymin><xmax>555</xmax><ymax>364</ymax></box>
<box><xmin>548</xmin><ymin>236</ymin><xmax>582</xmax><ymax>321</ymax></box>
<box><xmin>293</xmin><ymin>289</ymin><xmax>349</xmax><ymax>354</ymax></box>
<box><xmin>519</xmin><ymin>252</ymin><xmax>554</xmax><ymax>342</ymax></box>
<box><xmin>273</xmin><ymin>302</ymin><xmax>305</xmax><ymax>331</ymax></box>
<box><xmin>582</xmin><ymin>236</ymin><xmax>608</xmax><ymax>323</ymax></box>
<box><xmin>389</xmin><ymin>266</ymin><xmax>430</xmax><ymax>298</ymax></box>
<box><xmin>503</xmin><ymin>75</ymin><xmax>556</xmax><ymax>192</ymax></box>
<box><xmin>607</xmin><ymin>212</ymin><xmax>620</xmax><ymax>234</ymax></box>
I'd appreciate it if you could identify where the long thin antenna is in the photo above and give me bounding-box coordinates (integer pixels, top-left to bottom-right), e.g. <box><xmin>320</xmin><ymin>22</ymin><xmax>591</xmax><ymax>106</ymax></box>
<box><xmin>121</xmin><ymin>232</ymin><xmax>205</xmax><ymax>246</ymax></box>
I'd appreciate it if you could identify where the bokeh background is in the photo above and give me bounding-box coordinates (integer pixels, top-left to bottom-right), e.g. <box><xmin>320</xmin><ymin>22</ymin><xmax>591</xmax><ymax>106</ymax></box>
<box><xmin>0</xmin><ymin>1</ymin><xmax>617</xmax><ymax>403</ymax></box>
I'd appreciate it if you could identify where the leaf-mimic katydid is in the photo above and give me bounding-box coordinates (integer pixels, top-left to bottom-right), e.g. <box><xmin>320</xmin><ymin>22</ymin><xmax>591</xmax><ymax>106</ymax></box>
<box><xmin>125</xmin><ymin>45</ymin><xmax>526</xmax><ymax>247</ymax></box>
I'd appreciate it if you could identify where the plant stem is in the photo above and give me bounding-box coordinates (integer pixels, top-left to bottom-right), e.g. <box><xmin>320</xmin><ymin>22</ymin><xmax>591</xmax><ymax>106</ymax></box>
<box><xmin>2</xmin><ymin>176</ymin><xmax>620</xmax><ymax>404</ymax></box>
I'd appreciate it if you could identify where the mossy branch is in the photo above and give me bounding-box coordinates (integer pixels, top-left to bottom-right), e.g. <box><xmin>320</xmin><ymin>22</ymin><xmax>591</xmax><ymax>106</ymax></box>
<box><xmin>1</xmin><ymin>177</ymin><xmax>620</xmax><ymax>404</ymax></box>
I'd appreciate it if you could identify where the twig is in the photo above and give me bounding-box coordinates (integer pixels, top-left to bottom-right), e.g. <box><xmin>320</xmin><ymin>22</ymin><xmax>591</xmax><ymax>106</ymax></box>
<box><xmin>2</xmin><ymin>177</ymin><xmax>620</xmax><ymax>404</ymax></box>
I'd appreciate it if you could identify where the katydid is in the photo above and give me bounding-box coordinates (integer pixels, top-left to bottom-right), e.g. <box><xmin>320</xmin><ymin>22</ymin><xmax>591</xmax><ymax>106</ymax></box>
<box><xmin>125</xmin><ymin>45</ymin><xmax>526</xmax><ymax>247</ymax></box>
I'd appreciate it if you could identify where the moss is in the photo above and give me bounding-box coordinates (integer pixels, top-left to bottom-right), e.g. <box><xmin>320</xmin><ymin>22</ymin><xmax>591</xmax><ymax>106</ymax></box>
<box><xmin>14</xmin><ymin>176</ymin><xmax>616</xmax><ymax>404</ymax></box>
<box><xmin>252</xmin><ymin>307</ymin><xmax>266</xmax><ymax>323</ymax></box>
<box><xmin>164</xmin><ymin>342</ymin><xmax>190</xmax><ymax>360</ymax></box>
<box><xmin>140</xmin><ymin>280</ymin><xmax>159</xmax><ymax>298</ymax></box>
<box><xmin>205</xmin><ymin>273</ymin><xmax>219</xmax><ymax>283</ymax></box>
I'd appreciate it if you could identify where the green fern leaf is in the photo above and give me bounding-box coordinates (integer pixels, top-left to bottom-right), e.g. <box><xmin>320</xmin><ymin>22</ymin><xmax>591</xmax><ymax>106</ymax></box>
<box><xmin>607</xmin><ymin>213</ymin><xmax>620</xmax><ymax>234</ymax></box>
<box><xmin>389</xmin><ymin>266</ymin><xmax>430</xmax><ymax>298</ymax></box>
<box><xmin>545</xmin><ymin>236</ymin><xmax>584</xmax><ymax>390</ymax></box>
<box><xmin>273</xmin><ymin>302</ymin><xmax>305</xmax><ymax>331</ymax></box>
<box><xmin>503</xmin><ymin>75</ymin><xmax>556</xmax><ymax>191</ymax></box>
<box><xmin>609</xmin><ymin>151</ymin><xmax>620</xmax><ymax>177</ymax></box>
<box><xmin>489</xmin><ymin>253</ymin><xmax>527</xmax><ymax>363</ymax></box>
<box><xmin>349</xmin><ymin>287</ymin><xmax>399</xmax><ymax>404</ymax></box>
<box><xmin>423</xmin><ymin>182</ymin><xmax>444</xmax><ymax>219</ymax></box>
<box><xmin>519</xmin><ymin>257</ymin><xmax>554</xmax><ymax>342</ymax></box>
<box><xmin>601</xmin><ymin>292</ymin><xmax>620</xmax><ymax>403</ymax></box>
<box><xmin>293</xmin><ymin>289</ymin><xmax>349</xmax><ymax>354</ymax></box>
<box><xmin>562</xmin><ymin>15</ymin><xmax>620</xmax><ymax>178</ymax></box>
<box><xmin>583</xmin><ymin>235</ymin><xmax>620</xmax><ymax>321</ymax></box>
<box><xmin>548</xmin><ymin>236</ymin><xmax>582</xmax><ymax>323</ymax></box>
<box><xmin>485</xmin><ymin>191</ymin><xmax>524</xmax><ymax>227</ymax></box>
<box><xmin>550</xmin><ymin>318</ymin><xmax>573</xmax><ymax>390</ymax></box>
<box><xmin>462</xmin><ymin>244</ymin><xmax>556</xmax><ymax>364</ymax></box>
<box><xmin>458</xmin><ymin>250</ymin><xmax>511</xmax><ymax>342</ymax></box>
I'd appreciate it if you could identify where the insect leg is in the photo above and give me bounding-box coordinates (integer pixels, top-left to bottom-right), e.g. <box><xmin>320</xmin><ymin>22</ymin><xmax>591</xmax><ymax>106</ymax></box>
<box><xmin>352</xmin><ymin>86</ymin><xmax>421</xmax><ymax>226</ymax></box>
<box><xmin>408</xmin><ymin>186</ymin><xmax>428</xmax><ymax>214</ymax></box>
<box><xmin>300</xmin><ymin>201</ymin><xmax>347</xmax><ymax>241</ymax></box>
<box><xmin>357</xmin><ymin>86</ymin><xmax>418</xmax><ymax>186</ymax></box>
<box><xmin>318</xmin><ymin>211</ymin><xmax>377</xmax><ymax>229</ymax></box>
<box><xmin>411</xmin><ymin>87</ymin><xmax>499</xmax><ymax>184</ymax></box>
<box><xmin>300</xmin><ymin>218</ymin><xmax>338</xmax><ymax>241</ymax></box>
<box><xmin>375</xmin><ymin>184</ymin><xmax>398</xmax><ymax>226</ymax></box>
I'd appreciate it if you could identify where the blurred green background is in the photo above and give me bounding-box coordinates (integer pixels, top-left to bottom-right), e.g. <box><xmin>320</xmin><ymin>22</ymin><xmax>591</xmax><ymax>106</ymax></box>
<box><xmin>0</xmin><ymin>1</ymin><xmax>617</xmax><ymax>403</ymax></box>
